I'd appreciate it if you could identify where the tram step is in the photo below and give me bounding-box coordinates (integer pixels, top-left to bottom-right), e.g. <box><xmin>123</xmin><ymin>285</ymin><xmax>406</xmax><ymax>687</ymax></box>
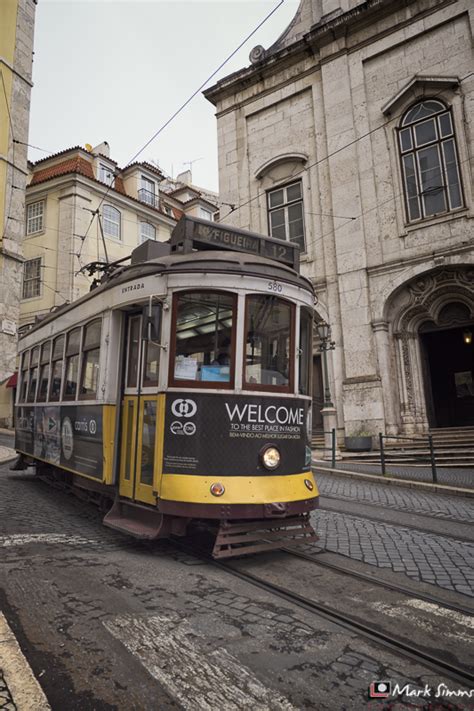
<box><xmin>103</xmin><ymin>499</ymin><xmax>167</xmax><ymax>540</ymax></box>
<box><xmin>212</xmin><ymin>515</ymin><xmax>317</xmax><ymax>559</ymax></box>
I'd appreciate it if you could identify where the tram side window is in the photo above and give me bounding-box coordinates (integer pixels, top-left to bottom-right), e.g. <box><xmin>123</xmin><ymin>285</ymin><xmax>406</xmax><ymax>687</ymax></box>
<box><xmin>299</xmin><ymin>307</ymin><xmax>313</xmax><ymax>396</ymax></box>
<box><xmin>19</xmin><ymin>351</ymin><xmax>29</xmax><ymax>402</ymax></box>
<box><xmin>244</xmin><ymin>295</ymin><xmax>294</xmax><ymax>391</ymax></box>
<box><xmin>171</xmin><ymin>291</ymin><xmax>235</xmax><ymax>385</ymax></box>
<box><xmin>80</xmin><ymin>319</ymin><xmax>101</xmax><ymax>399</ymax></box>
<box><xmin>50</xmin><ymin>335</ymin><xmax>65</xmax><ymax>401</ymax></box>
<box><xmin>37</xmin><ymin>341</ymin><xmax>51</xmax><ymax>402</ymax></box>
<box><xmin>27</xmin><ymin>346</ymin><xmax>40</xmax><ymax>402</ymax></box>
<box><xmin>64</xmin><ymin>328</ymin><xmax>81</xmax><ymax>399</ymax></box>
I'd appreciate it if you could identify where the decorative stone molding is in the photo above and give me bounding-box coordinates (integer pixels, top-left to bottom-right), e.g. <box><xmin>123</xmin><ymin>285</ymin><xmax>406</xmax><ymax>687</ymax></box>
<box><xmin>254</xmin><ymin>152</ymin><xmax>308</xmax><ymax>180</ymax></box>
<box><xmin>381</xmin><ymin>75</ymin><xmax>460</xmax><ymax>116</ymax></box>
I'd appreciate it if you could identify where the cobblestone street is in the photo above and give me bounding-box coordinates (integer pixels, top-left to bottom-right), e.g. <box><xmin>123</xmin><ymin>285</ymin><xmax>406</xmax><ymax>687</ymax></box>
<box><xmin>312</xmin><ymin>471</ymin><xmax>474</xmax><ymax>596</ymax></box>
<box><xmin>1</xmin><ymin>462</ymin><xmax>473</xmax><ymax>709</ymax></box>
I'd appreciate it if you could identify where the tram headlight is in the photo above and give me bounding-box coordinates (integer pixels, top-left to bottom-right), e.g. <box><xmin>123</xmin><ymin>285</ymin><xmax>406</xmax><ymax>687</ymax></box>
<box><xmin>260</xmin><ymin>445</ymin><xmax>281</xmax><ymax>470</ymax></box>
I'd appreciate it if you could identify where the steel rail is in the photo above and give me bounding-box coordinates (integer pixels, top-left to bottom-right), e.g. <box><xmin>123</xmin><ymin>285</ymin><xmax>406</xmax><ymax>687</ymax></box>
<box><xmin>281</xmin><ymin>547</ymin><xmax>474</xmax><ymax>617</ymax></box>
<box><xmin>173</xmin><ymin>541</ymin><xmax>474</xmax><ymax>689</ymax></box>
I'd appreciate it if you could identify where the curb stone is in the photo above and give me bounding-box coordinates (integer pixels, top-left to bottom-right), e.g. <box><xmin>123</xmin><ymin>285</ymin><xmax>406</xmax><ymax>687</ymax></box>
<box><xmin>312</xmin><ymin>463</ymin><xmax>474</xmax><ymax>498</ymax></box>
<box><xmin>0</xmin><ymin>613</ymin><xmax>50</xmax><ymax>710</ymax></box>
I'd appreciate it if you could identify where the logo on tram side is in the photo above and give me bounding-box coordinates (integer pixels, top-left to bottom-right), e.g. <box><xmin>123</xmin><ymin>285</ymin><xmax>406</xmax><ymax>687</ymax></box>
<box><xmin>61</xmin><ymin>417</ymin><xmax>74</xmax><ymax>460</ymax></box>
<box><xmin>170</xmin><ymin>421</ymin><xmax>196</xmax><ymax>436</ymax></box>
<box><xmin>171</xmin><ymin>399</ymin><xmax>197</xmax><ymax>418</ymax></box>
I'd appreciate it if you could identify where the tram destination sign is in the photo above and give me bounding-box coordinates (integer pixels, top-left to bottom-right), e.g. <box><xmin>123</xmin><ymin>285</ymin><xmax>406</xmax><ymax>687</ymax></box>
<box><xmin>170</xmin><ymin>216</ymin><xmax>299</xmax><ymax>270</ymax></box>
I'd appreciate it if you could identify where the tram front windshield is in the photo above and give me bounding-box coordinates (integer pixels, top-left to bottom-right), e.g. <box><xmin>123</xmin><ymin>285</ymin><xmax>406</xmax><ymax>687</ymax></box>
<box><xmin>173</xmin><ymin>292</ymin><xmax>234</xmax><ymax>383</ymax></box>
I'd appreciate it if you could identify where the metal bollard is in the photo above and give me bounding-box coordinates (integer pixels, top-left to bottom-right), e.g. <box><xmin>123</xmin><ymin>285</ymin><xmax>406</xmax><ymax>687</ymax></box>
<box><xmin>379</xmin><ymin>432</ymin><xmax>386</xmax><ymax>476</ymax></box>
<box><xmin>331</xmin><ymin>428</ymin><xmax>336</xmax><ymax>469</ymax></box>
<box><xmin>428</xmin><ymin>434</ymin><xmax>438</xmax><ymax>483</ymax></box>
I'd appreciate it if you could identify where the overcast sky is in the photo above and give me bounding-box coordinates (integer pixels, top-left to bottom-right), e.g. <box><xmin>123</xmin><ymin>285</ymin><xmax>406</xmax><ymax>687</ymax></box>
<box><xmin>28</xmin><ymin>0</ymin><xmax>300</xmax><ymax>192</ymax></box>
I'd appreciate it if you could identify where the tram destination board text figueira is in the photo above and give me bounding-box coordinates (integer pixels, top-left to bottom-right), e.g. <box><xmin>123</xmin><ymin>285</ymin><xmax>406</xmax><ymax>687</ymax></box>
<box><xmin>170</xmin><ymin>216</ymin><xmax>299</xmax><ymax>270</ymax></box>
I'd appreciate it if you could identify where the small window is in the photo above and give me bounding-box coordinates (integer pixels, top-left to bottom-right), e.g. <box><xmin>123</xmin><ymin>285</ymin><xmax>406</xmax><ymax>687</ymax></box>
<box><xmin>398</xmin><ymin>100</ymin><xmax>463</xmax><ymax>222</ymax></box>
<box><xmin>170</xmin><ymin>291</ymin><xmax>235</xmax><ymax>387</ymax></box>
<box><xmin>143</xmin><ymin>342</ymin><xmax>160</xmax><ymax>387</ymax></box>
<box><xmin>267</xmin><ymin>181</ymin><xmax>305</xmax><ymax>252</ymax></box>
<box><xmin>139</xmin><ymin>176</ymin><xmax>157</xmax><ymax>207</ymax></box>
<box><xmin>126</xmin><ymin>316</ymin><xmax>142</xmax><ymax>389</ymax></box>
<box><xmin>64</xmin><ymin>328</ymin><xmax>81</xmax><ymax>399</ymax></box>
<box><xmin>103</xmin><ymin>205</ymin><xmax>121</xmax><ymax>239</ymax></box>
<box><xmin>80</xmin><ymin>320</ymin><xmax>101</xmax><ymax>399</ymax></box>
<box><xmin>37</xmin><ymin>341</ymin><xmax>51</xmax><ymax>402</ymax></box>
<box><xmin>199</xmin><ymin>208</ymin><xmax>213</xmax><ymax>220</ymax></box>
<box><xmin>99</xmin><ymin>163</ymin><xmax>115</xmax><ymax>186</ymax></box>
<box><xmin>27</xmin><ymin>346</ymin><xmax>40</xmax><ymax>402</ymax></box>
<box><xmin>50</xmin><ymin>335</ymin><xmax>65</xmax><ymax>401</ymax></box>
<box><xmin>19</xmin><ymin>351</ymin><xmax>29</xmax><ymax>402</ymax></box>
<box><xmin>298</xmin><ymin>307</ymin><xmax>313</xmax><ymax>395</ymax></box>
<box><xmin>139</xmin><ymin>221</ymin><xmax>156</xmax><ymax>244</ymax></box>
<box><xmin>22</xmin><ymin>258</ymin><xmax>42</xmax><ymax>299</ymax></box>
<box><xmin>26</xmin><ymin>201</ymin><xmax>44</xmax><ymax>235</ymax></box>
<box><xmin>244</xmin><ymin>295</ymin><xmax>294</xmax><ymax>392</ymax></box>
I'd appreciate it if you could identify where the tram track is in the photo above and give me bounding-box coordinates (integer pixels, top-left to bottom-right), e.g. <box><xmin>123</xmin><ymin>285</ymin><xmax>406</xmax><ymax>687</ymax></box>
<box><xmin>173</xmin><ymin>540</ymin><xmax>474</xmax><ymax>690</ymax></box>
<box><xmin>281</xmin><ymin>547</ymin><xmax>474</xmax><ymax>616</ymax></box>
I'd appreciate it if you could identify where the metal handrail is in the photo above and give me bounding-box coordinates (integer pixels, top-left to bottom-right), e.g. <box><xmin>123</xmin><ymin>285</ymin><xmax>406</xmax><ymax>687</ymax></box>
<box><xmin>379</xmin><ymin>432</ymin><xmax>437</xmax><ymax>483</ymax></box>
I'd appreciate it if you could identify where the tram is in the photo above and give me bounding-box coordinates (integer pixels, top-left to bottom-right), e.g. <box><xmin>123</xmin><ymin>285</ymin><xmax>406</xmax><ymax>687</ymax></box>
<box><xmin>14</xmin><ymin>216</ymin><xmax>319</xmax><ymax>557</ymax></box>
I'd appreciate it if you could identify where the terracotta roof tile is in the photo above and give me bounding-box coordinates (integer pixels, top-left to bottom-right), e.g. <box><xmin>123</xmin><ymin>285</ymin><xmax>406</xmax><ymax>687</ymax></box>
<box><xmin>30</xmin><ymin>156</ymin><xmax>94</xmax><ymax>184</ymax></box>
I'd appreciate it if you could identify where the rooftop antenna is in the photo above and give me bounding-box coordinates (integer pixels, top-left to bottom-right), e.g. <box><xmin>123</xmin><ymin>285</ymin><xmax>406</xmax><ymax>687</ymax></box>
<box><xmin>182</xmin><ymin>157</ymin><xmax>203</xmax><ymax>173</ymax></box>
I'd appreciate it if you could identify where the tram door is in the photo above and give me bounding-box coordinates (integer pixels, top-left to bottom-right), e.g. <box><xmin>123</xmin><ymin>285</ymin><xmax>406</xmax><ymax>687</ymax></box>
<box><xmin>119</xmin><ymin>313</ymin><xmax>160</xmax><ymax>506</ymax></box>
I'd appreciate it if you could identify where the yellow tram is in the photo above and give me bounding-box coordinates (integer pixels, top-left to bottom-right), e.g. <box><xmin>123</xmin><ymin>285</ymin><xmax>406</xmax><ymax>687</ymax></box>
<box><xmin>14</xmin><ymin>217</ymin><xmax>319</xmax><ymax>556</ymax></box>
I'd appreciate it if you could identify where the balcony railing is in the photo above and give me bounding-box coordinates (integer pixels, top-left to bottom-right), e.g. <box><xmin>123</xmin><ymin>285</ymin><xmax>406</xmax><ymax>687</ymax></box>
<box><xmin>138</xmin><ymin>188</ymin><xmax>158</xmax><ymax>208</ymax></box>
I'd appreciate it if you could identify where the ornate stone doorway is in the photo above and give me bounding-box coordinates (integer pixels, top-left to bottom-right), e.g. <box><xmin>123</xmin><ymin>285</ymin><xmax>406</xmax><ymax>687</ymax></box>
<box><xmin>385</xmin><ymin>267</ymin><xmax>474</xmax><ymax>432</ymax></box>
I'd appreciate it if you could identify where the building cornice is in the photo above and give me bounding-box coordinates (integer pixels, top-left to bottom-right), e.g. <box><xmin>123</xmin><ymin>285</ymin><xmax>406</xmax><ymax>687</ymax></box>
<box><xmin>204</xmin><ymin>0</ymin><xmax>457</xmax><ymax>107</ymax></box>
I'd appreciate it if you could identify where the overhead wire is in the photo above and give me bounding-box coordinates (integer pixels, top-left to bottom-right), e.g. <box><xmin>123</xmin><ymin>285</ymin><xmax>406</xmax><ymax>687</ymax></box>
<box><xmin>76</xmin><ymin>0</ymin><xmax>287</xmax><ymax>260</ymax></box>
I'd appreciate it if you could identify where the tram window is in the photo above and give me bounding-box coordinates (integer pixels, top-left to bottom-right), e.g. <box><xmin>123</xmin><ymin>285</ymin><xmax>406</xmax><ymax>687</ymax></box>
<box><xmin>64</xmin><ymin>328</ymin><xmax>81</xmax><ymax>399</ymax></box>
<box><xmin>299</xmin><ymin>307</ymin><xmax>313</xmax><ymax>395</ymax></box>
<box><xmin>140</xmin><ymin>400</ymin><xmax>156</xmax><ymax>486</ymax></box>
<box><xmin>37</xmin><ymin>341</ymin><xmax>51</xmax><ymax>402</ymax></box>
<box><xmin>19</xmin><ymin>351</ymin><xmax>29</xmax><ymax>402</ymax></box>
<box><xmin>27</xmin><ymin>346</ymin><xmax>40</xmax><ymax>402</ymax></box>
<box><xmin>80</xmin><ymin>319</ymin><xmax>101</xmax><ymax>399</ymax></box>
<box><xmin>171</xmin><ymin>291</ymin><xmax>235</xmax><ymax>386</ymax></box>
<box><xmin>143</xmin><ymin>342</ymin><xmax>160</xmax><ymax>387</ymax></box>
<box><xmin>126</xmin><ymin>316</ymin><xmax>141</xmax><ymax>388</ymax></box>
<box><xmin>244</xmin><ymin>295</ymin><xmax>294</xmax><ymax>391</ymax></box>
<box><xmin>50</xmin><ymin>335</ymin><xmax>65</xmax><ymax>401</ymax></box>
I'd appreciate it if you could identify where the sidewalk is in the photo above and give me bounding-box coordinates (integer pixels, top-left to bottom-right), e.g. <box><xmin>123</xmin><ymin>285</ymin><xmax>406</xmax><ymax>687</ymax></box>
<box><xmin>0</xmin><ymin>446</ymin><xmax>16</xmax><ymax>465</ymax></box>
<box><xmin>0</xmin><ymin>614</ymin><xmax>50</xmax><ymax>710</ymax></box>
<box><xmin>312</xmin><ymin>457</ymin><xmax>474</xmax><ymax>497</ymax></box>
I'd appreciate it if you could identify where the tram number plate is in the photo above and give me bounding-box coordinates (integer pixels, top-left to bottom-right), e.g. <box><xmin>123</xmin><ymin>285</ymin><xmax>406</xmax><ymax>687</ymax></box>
<box><xmin>267</xmin><ymin>280</ymin><xmax>283</xmax><ymax>293</ymax></box>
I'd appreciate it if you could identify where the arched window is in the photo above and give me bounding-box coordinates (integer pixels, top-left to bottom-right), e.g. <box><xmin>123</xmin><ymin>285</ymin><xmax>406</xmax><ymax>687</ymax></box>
<box><xmin>398</xmin><ymin>100</ymin><xmax>463</xmax><ymax>222</ymax></box>
<box><xmin>103</xmin><ymin>205</ymin><xmax>121</xmax><ymax>239</ymax></box>
<box><xmin>139</xmin><ymin>221</ymin><xmax>156</xmax><ymax>243</ymax></box>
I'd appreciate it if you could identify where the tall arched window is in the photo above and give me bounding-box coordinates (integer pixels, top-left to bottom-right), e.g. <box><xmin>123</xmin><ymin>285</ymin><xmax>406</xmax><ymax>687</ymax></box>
<box><xmin>103</xmin><ymin>204</ymin><xmax>121</xmax><ymax>239</ymax></box>
<box><xmin>398</xmin><ymin>100</ymin><xmax>463</xmax><ymax>223</ymax></box>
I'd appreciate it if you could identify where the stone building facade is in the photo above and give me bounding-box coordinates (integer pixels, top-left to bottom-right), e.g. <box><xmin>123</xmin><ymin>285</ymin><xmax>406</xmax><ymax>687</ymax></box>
<box><xmin>0</xmin><ymin>0</ymin><xmax>36</xmax><ymax>426</ymax></box>
<box><xmin>205</xmin><ymin>0</ymin><xmax>474</xmax><ymax>438</ymax></box>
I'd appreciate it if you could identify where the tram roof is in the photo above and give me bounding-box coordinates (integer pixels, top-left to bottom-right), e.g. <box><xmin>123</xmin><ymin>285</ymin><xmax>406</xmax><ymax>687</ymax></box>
<box><xmin>20</xmin><ymin>222</ymin><xmax>314</xmax><ymax>339</ymax></box>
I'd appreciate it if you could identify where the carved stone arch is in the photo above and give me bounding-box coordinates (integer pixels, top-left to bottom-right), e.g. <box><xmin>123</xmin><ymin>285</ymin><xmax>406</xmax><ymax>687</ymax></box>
<box><xmin>384</xmin><ymin>266</ymin><xmax>474</xmax><ymax>432</ymax></box>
